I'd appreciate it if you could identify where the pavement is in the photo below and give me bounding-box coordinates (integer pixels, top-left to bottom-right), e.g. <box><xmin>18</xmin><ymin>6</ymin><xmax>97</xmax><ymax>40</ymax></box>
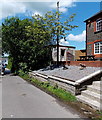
<box><xmin>2</xmin><ymin>74</ymin><xmax>86</xmax><ymax>119</ymax></box>
<box><xmin>34</xmin><ymin>65</ymin><xmax>101</xmax><ymax>81</ymax></box>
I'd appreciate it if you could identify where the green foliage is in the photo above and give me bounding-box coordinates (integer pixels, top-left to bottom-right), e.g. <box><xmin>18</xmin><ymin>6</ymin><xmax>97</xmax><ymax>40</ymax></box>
<box><xmin>92</xmin><ymin>117</ymin><xmax>102</xmax><ymax>120</ymax></box>
<box><xmin>2</xmin><ymin>17</ymin><xmax>52</xmax><ymax>73</ymax></box>
<box><xmin>94</xmin><ymin>111</ymin><xmax>102</xmax><ymax>120</ymax></box>
<box><xmin>19</xmin><ymin>63</ymin><xmax>28</xmax><ymax>73</ymax></box>
<box><xmin>47</xmin><ymin>85</ymin><xmax>76</xmax><ymax>102</ymax></box>
<box><xmin>18</xmin><ymin>70</ymin><xmax>29</xmax><ymax>80</ymax></box>
<box><xmin>33</xmin><ymin>11</ymin><xmax>78</xmax><ymax>42</ymax></box>
<box><xmin>7</xmin><ymin>56</ymin><xmax>13</xmax><ymax>70</ymax></box>
<box><xmin>2</xmin><ymin>10</ymin><xmax>78</xmax><ymax>73</ymax></box>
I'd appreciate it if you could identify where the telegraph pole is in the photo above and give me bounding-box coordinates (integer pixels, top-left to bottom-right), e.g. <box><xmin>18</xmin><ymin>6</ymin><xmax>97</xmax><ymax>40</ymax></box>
<box><xmin>56</xmin><ymin>1</ymin><xmax>59</xmax><ymax>67</ymax></box>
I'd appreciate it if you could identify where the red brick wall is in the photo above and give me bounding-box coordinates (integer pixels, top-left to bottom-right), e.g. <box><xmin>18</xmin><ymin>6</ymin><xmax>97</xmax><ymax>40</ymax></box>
<box><xmin>86</xmin><ymin>13</ymin><xmax>102</xmax><ymax>58</ymax></box>
<box><xmin>67</xmin><ymin>61</ymin><xmax>102</xmax><ymax>67</ymax></box>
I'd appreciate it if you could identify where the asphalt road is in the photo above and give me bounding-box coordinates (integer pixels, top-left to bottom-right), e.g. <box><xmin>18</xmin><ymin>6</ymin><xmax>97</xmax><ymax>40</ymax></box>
<box><xmin>2</xmin><ymin>74</ymin><xmax>85</xmax><ymax>118</ymax></box>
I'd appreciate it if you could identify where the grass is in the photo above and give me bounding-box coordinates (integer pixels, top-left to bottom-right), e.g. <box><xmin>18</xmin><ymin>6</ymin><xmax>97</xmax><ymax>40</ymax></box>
<box><xmin>19</xmin><ymin>71</ymin><xmax>76</xmax><ymax>102</ymax></box>
<box><xmin>94</xmin><ymin>111</ymin><xmax>102</xmax><ymax>120</ymax></box>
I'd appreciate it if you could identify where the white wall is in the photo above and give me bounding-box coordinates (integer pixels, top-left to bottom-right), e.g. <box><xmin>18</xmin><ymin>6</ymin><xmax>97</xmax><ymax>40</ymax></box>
<box><xmin>52</xmin><ymin>46</ymin><xmax>75</xmax><ymax>62</ymax></box>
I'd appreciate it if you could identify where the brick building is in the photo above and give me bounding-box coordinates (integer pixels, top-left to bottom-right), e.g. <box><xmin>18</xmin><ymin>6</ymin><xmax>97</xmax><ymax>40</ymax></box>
<box><xmin>84</xmin><ymin>10</ymin><xmax>102</xmax><ymax>61</ymax></box>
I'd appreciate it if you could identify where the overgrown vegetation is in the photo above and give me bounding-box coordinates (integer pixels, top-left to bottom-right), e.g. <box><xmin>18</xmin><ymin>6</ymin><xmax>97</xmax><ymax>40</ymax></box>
<box><xmin>7</xmin><ymin>56</ymin><xmax>13</xmax><ymax>70</ymax></box>
<box><xmin>94</xmin><ymin>111</ymin><xmax>102</xmax><ymax>120</ymax></box>
<box><xmin>19</xmin><ymin>71</ymin><xmax>77</xmax><ymax>102</ymax></box>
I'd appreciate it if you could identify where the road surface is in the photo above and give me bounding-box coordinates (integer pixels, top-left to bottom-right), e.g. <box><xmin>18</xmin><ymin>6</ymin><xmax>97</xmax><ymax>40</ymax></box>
<box><xmin>2</xmin><ymin>74</ymin><xmax>85</xmax><ymax>118</ymax></box>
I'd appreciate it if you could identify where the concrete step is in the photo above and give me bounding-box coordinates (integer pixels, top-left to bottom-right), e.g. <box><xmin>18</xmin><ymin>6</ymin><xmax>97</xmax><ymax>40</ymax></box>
<box><xmin>76</xmin><ymin>95</ymin><xmax>101</xmax><ymax>110</ymax></box>
<box><xmin>87</xmin><ymin>85</ymin><xmax>102</xmax><ymax>94</ymax></box>
<box><xmin>92</xmin><ymin>81</ymin><xmax>102</xmax><ymax>87</ymax></box>
<box><xmin>81</xmin><ymin>90</ymin><xmax>102</xmax><ymax>103</ymax></box>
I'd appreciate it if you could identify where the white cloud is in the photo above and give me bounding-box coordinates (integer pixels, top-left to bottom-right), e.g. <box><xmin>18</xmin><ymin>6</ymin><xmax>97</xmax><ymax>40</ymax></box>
<box><xmin>67</xmin><ymin>30</ymin><xmax>86</xmax><ymax>42</ymax></box>
<box><xmin>1</xmin><ymin>1</ymin><xmax>26</xmax><ymax>19</ymax></box>
<box><xmin>32</xmin><ymin>11</ymin><xmax>42</xmax><ymax>16</ymax></box>
<box><xmin>50</xmin><ymin>0</ymin><xmax>77</xmax><ymax>12</ymax></box>
<box><xmin>0</xmin><ymin>0</ymin><xmax>77</xmax><ymax>20</ymax></box>
<box><xmin>59</xmin><ymin>38</ymin><xmax>69</xmax><ymax>46</ymax></box>
<box><xmin>59</xmin><ymin>7</ymin><xmax>67</xmax><ymax>12</ymax></box>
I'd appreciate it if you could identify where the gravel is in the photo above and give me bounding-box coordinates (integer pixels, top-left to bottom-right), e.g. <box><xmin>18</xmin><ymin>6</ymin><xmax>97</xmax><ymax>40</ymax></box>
<box><xmin>33</xmin><ymin>66</ymin><xmax>101</xmax><ymax>82</ymax></box>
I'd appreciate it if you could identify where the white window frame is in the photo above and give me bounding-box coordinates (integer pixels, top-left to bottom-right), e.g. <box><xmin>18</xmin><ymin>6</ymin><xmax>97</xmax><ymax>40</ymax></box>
<box><xmin>96</xmin><ymin>18</ymin><xmax>102</xmax><ymax>32</ymax></box>
<box><xmin>94</xmin><ymin>41</ymin><xmax>102</xmax><ymax>54</ymax></box>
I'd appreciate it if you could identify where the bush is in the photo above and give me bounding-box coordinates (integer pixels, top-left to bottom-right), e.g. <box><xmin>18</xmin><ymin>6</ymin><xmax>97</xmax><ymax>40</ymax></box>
<box><xmin>7</xmin><ymin>56</ymin><xmax>13</xmax><ymax>70</ymax></box>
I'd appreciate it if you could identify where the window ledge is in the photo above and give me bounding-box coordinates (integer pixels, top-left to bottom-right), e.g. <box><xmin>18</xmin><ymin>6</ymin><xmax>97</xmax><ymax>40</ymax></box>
<box><xmin>94</xmin><ymin>53</ymin><xmax>102</xmax><ymax>55</ymax></box>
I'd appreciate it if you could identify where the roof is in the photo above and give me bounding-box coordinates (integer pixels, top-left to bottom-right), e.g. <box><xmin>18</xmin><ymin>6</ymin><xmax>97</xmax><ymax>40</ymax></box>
<box><xmin>84</xmin><ymin>10</ymin><xmax>102</xmax><ymax>22</ymax></box>
<box><xmin>76</xmin><ymin>49</ymin><xmax>86</xmax><ymax>52</ymax></box>
<box><xmin>50</xmin><ymin>44</ymin><xmax>76</xmax><ymax>48</ymax></box>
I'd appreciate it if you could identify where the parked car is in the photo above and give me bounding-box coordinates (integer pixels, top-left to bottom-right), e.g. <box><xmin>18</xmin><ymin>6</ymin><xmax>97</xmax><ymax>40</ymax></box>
<box><xmin>0</xmin><ymin>63</ymin><xmax>6</xmax><ymax>75</ymax></box>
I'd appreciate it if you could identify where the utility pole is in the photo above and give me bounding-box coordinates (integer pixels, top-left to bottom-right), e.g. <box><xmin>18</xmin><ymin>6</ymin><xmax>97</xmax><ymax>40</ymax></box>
<box><xmin>56</xmin><ymin>1</ymin><xmax>59</xmax><ymax>67</ymax></box>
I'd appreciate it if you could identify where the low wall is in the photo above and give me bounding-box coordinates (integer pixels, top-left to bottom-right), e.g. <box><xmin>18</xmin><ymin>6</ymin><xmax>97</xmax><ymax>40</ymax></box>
<box><xmin>29</xmin><ymin>72</ymin><xmax>77</xmax><ymax>95</ymax></box>
<box><xmin>48</xmin><ymin>76</ymin><xmax>77</xmax><ymax>95</ymax></box>
<box><xmin>66</xmin><ymin>61</ymin><xmax>102</xmax><ymax>67</ymax></box>
<box><xmin>29</xmin><ymin>70</ymin><xmax>102</xmax><ymax>95</ymax></box>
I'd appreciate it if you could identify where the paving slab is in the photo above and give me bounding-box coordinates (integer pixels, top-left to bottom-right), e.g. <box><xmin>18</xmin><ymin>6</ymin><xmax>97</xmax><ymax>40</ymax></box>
<box><xmin>34</xmin><ymin>66</ymin><xmax>101</xmax><ymax>81</ymax></box>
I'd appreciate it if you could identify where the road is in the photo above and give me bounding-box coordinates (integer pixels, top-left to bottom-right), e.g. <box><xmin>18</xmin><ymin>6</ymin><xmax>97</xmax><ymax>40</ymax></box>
<box><xmin>2</xmin><ymin>74</ymin><xmax>85</xmax><ymax>118</ymax></box>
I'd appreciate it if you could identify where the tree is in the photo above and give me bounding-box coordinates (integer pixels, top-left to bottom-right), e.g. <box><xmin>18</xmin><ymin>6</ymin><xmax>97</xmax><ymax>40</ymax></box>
<box><xmin>32</xmin><ymin>10</ymin><xmax>78</xmax><ymax>66</ymax></box>
<box><xmin>2</xmin><ymin>9</ymin><xmax>78</xmax><ymax>73</ymax></box>
<box><xmin>23</xmin><ymin>17</ymin><xmax>52</xmax><ymax>70</ymax></box>
<box><xmin>2</xmin><ymin>17</ymin><xmax>32</xmax><ymax>72</ymax></box>
<box><xmin>2</xmin><ymin>17</ymin><xmax>52</xmax><ymax>73</ymax></box>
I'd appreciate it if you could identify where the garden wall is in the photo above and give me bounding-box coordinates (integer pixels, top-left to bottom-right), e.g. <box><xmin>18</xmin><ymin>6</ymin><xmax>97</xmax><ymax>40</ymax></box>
<box><xmin>29</xmin><ymin>72</ymin><xmax>77</xmax><ymax>95</ymax></box>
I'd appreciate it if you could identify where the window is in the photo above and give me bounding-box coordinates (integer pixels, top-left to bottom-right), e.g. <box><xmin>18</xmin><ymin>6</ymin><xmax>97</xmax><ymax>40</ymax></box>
<box><xmin>96</xmin><ymin>18</ymin><xmax>102</xmax><ymax>31</ymax></box>
<box><xmin>61</xmin><ymin>49</ymin><xmax>65</xmax><ymax>56</ymax></box>
<box><xmin>94</xmin><ymin>42</ymin><xmax>102</xmax><ymax>54</ymax></box>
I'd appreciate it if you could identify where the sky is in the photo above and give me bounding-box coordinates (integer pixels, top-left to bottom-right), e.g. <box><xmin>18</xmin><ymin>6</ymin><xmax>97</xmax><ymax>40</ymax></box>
<box><xmin>0</xmin><ymin>0</ymin><xmax>102</xmax><ymax>50</ymax></box>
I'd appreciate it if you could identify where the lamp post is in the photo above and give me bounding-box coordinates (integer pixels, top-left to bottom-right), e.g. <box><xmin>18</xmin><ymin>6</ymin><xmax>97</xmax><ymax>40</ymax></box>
<box><xmin>56</xmin><ymin>1</ymin><xmax>59</xmax><ymax>67</ymax></box>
